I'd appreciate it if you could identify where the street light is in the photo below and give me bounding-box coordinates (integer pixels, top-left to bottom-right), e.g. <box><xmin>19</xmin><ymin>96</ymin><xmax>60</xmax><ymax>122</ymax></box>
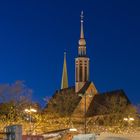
<box><xmin>123</xmin><ymin>117</ymin><xmax>135</xmax><ymax>126</ymax></box>
<box><xmin>123</xmin><ymin>118</ymin><xmax>128</xmax><ymax>121</ymax></box>
<box><xmin>79</xmin><ymin>93</ymin><xmax>93</xmax><ymax>134</ymax></box>
<box><xmin>25</xmin><ymin>108</ymin><xmax>37</xmax><ymax>113</ymax></box>
<box><xmin>129</xmin><ymin>117</ymin><xmax>134</xmax><ymax>121</ymax></box>
<box><xmin>123</xmin><ymin>117</ymin><xmax>134</xmax><ymax>122</ymax></box>
<box><xmin>24</xmin><ymin>107</ymin><xmax>37</xmax><ymax>135</ymax></box>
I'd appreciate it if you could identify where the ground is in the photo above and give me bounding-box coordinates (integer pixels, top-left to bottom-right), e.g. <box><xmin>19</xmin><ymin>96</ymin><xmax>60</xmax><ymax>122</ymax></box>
<box><xmin>43</xmin><ymin>129</ymin><xmax>140</xmax><ymax>140</ymax></box>
<box><xmin>96</xmin><ymin>132</ymin><xmax>140</xmax><ymax>140</ymax></box>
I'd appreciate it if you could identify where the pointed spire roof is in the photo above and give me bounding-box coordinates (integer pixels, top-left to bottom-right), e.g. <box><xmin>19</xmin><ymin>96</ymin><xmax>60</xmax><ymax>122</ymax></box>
<box><xmin>79</xmin><ymin>11</ymin><xmax>86</xmax><ymax>46</ymax></box>
<box><xmin>61</xmin><ymin>52</ymin><xmax>68</xmax><ymax>89</ymax></box>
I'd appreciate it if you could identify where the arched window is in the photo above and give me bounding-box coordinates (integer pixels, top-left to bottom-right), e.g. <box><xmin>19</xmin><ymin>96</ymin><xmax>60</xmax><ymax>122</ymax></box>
<box><xmin>79</xmin><ymin>65</ymin><xmax>82</xmax><ymax>82</ymax></box>
<box><xmin>85</xmin><ymin>66</ymin><xmax>87</xmax><ymax>81</ymax></box>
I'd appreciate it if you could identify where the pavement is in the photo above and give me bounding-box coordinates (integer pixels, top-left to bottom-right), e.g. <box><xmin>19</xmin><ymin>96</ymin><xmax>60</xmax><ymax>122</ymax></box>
<box><xmin>96</xmin><ymin>132</ymin><xmax>140</xmax><ymax>140</ymax></box>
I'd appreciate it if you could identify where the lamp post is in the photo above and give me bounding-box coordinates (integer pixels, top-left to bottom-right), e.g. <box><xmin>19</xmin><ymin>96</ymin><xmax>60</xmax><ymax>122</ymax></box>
<box><xmin>25</xmin><ymin>107</ymin><xmax>37</xmax><ymax>135</ymax></box>
<box><xmin>123</xmin><ymin>117</ymin><xmax>135</xmax><ymax>122</ymax></box>
<box><xmin>79</xmin><ymin>93</ymin><xmax>93</xmax><ymax>134</ymax></box>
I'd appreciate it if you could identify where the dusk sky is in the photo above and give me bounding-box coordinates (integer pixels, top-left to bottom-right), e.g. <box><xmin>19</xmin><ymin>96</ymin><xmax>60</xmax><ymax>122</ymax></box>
<box><xmin>0</xmin><ymin>0</ymin><xmax>140</xmax><ymax>106</ymax></box>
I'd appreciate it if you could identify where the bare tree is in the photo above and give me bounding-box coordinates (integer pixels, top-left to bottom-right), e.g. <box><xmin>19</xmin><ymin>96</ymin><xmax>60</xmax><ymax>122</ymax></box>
<box><xmin>0</xmin><ymin>81</ymin><xmax>33</xmax><ymax>130</ymax></box>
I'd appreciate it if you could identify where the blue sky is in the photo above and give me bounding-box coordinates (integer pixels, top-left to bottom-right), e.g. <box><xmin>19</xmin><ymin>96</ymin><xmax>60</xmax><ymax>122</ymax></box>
<box><xmin>0</xmin><ymin>0</ymin><xmax>140</xmax><ymax>106</ymax></box>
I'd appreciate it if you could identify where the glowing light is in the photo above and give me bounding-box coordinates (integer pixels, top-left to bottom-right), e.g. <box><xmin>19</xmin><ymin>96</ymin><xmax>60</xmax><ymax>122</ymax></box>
<box><xmin>69</xmin><ymin>128</ymin><xmax>77</xmax><ymax>132</ymax></box>
<box><xmin>30</xmin><ymin>108</ymin><xmax>37</xmax><ymax>112</ymax></box>
<box><xmin>123</xmin><ymin>118</ymin><xmax>128</xmax><ymax>121</ymax></box>
<box><xmin>24</xmin><ymin>108</ymin><xmax>37</xmax><ymax>113</ymax></box>
<box><xmin>123</xmin><ymin>117</ymin><xmax>134</xmax><ymax>122</ymax></box>
<box><xmin>129</xmin><ymin>117</ymin><xmax>134</xmax><ymax>121</ymax></box>
<box><xmin>25</xmin><ymin>109</ymin><xmax>30</xmax><ymax>113</ymax></box>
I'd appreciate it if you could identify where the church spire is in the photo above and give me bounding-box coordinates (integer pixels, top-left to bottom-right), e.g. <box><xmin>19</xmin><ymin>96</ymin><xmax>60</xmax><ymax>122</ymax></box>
<box><xmin>61</xmin><ymin>52</ymin><xmax>68</xmax><ymax>89</ymax></box>
<box><xmin>75</xmin><ymin>11</ymin><xmax>89</xmax><ymax>93</ymax></box>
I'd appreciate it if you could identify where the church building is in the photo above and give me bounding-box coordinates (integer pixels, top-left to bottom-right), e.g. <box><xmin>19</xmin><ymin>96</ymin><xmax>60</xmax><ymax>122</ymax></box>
<box><xmin>47</xmin><ymin>12</ymin><xmax>130</xmax><ymax>117</ymax></box>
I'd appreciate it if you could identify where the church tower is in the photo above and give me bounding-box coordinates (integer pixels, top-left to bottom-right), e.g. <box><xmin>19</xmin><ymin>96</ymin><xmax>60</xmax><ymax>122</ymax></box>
<box><xmin>75</xmin><ymin>11</ymin><xmax>90</xmax><ymax>93</ymax></box>
<box><xmin>61</xmin><ymin>52</ymin><xmax>68</xmax><ymax>89</ymax></box>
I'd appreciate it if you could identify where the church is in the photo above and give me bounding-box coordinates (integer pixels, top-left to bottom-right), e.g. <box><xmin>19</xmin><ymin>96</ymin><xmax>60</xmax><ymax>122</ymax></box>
<box><xmin>47</xmin><ymin>12</ymin><xmax>130</xmax><ymax>117</ymax></box>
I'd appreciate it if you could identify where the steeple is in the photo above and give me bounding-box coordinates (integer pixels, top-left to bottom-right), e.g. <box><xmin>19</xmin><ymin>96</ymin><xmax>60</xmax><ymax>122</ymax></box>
<box><xmin>78</xmin><ymin>11</ymin><xmax>86</xmax><ymax>56</ymax></box>
<box><xmin>61</xmin><ymin>52</ymin><xmax>68</xmax><ymax>89</ymax></box>
<box><xmin>75</xmin><ymin>11</ymin><xmax>89</xmax><ymax>93</ymax></box>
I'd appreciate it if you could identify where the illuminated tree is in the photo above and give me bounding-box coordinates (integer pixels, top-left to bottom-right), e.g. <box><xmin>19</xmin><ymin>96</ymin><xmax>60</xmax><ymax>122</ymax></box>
<box><xmin>46</xmin><ymin>90</ymin><xmax>80</xmax><ymax>117</ymax></box>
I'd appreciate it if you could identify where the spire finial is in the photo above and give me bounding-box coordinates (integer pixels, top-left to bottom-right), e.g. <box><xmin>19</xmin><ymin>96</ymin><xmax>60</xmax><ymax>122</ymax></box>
<box><xmin>81</xmin><ymin>11</ymin><xmax>84</xmax><ymax>23</ymax></box>
<box><xmin>80</xmin><ymin>11</ymin><xmax>84</xmax><ymax>39</ymax></box>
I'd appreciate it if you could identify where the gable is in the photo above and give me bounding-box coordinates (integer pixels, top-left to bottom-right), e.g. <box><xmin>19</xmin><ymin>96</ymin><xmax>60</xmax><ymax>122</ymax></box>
<box><xmin>73</xmin><ymin>82</ymin><xmax>98</xmax><ymax>117</ymax></box>
<box><xmin>85</xmin><ymin>82</ymin><xmax>98</xmax><ymax>95</ymax></box>
<box><xmin>78</xmin><ymin>81</ymin><xmax>98</xmax><ymax>95</ymax></box>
